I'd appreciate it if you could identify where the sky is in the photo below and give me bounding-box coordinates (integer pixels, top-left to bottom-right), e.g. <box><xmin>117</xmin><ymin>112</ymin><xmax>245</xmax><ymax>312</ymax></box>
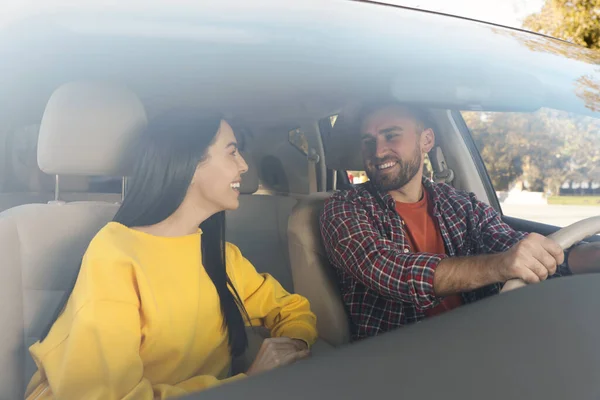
<box><xmin>384</xmin><ymin>0</ymin><xmax>546</xmax><ymax>29</ymax></box>
<box><xmin>0</xmin><ymin>0</ymin><xmax>546</xmax><ymax>30</ymax></box>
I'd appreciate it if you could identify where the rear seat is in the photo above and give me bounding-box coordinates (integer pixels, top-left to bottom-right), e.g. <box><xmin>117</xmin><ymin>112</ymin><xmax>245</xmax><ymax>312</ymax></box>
<box><xmin>227</xmin><ymin>156</ymin><xmax>336</xmax><ymax>369</ymax></box>
<box><xmin>226</xmin><ymin>156</ymin><xmax>297</xmax><ymax>292</ymax></box>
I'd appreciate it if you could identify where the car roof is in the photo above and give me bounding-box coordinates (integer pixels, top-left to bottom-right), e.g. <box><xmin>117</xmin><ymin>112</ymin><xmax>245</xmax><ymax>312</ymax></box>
<box><xmin>1</xmin><ymin>0</ymin><xmax>599</xmax><ymax>131</ymax></box>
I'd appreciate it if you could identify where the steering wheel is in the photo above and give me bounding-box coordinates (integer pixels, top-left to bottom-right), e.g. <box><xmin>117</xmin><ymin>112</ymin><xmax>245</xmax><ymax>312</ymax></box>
<box><xmin>501</xmin><ymin>215</ymin><xmax>600</xmax><ymax>293</ymax></box>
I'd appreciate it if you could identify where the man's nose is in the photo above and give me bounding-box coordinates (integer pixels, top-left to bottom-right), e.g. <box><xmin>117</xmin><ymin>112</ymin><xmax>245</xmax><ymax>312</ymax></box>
<box><xmin>374</xmin><ymin>138</ymin><xmax>390</xmax><ymax>159</ymax></box>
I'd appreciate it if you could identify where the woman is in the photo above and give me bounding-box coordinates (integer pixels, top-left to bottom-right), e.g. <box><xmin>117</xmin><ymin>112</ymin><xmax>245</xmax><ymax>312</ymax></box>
<box><xmin>25</xmin><ymin>111</ymin><xmax>318</xmax><ymax>399</ymax></box>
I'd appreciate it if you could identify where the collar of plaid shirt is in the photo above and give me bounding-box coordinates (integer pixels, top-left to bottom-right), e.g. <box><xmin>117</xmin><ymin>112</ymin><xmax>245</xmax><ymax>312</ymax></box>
<box><xmin>320</xmin><ymin>177</ymin><xmax>569</xmax><ymax>340</ymax></box>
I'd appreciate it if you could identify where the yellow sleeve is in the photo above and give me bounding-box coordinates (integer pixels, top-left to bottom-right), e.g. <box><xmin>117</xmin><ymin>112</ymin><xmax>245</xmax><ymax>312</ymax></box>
<box><xmin>43</xmin><ymin>301</ymin><xmax>243</xmax><ymax>399</ymax></box>
<box><xmin>226</xmin><ymin>243</ymin><xmax>318</xmax><ymax>346</ymax></box>
<box><xmin>35</xmin><ymin>252</ymin><xmax>245</xmax><ymax>399</ymax></box>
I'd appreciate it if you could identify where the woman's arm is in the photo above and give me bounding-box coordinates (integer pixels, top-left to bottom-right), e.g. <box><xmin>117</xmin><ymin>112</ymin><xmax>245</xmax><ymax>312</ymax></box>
<box><xmin>226</xmin><ymin>243</ymin><xmax>318</xmax><ymax>346</ymax></box>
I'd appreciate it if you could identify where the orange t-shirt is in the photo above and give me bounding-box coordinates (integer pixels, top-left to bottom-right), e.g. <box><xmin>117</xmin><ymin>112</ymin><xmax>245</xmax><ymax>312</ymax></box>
<box><xmin>395</xmin><ymin>188</ymin><xmax>463</xmax><ymax>317</ymax></box>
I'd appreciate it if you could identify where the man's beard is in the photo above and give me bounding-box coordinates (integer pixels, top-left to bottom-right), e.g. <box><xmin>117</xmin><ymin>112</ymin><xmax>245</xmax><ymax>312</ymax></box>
<box><xmin>365</xmin><ymin>146</ymin><xmax>422</xmax><ymax>192</ymax></box>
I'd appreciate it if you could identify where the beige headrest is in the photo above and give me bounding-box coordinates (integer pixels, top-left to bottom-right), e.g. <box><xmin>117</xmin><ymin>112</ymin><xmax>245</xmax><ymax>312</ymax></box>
<box><xmin>324</xmin><ymin>102</ymin><xmax>365</xmax><ymax>172</ymax></box>
<box><xmin>9</xmin><ymin>125</ymin><xmax>89</xmax><ymax>192</ymax></box>
<box><xmin>9</xmin><ymin>125</ymin><xmax>43</xmax><ymax>191</ymax></box>
<box><xmin>37</xmin><ymin>82</ymin><xmax>148</xmax><ymax>177</ymax></box>
<box><xmin>240</xmin><ymin>154</ymin><xmax>259</xmax><ymax>194</ymax></box>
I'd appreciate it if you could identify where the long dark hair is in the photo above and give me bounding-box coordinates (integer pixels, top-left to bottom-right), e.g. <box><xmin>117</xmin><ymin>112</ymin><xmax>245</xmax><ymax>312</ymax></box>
<box><xmin>41</xmin><ymin>110</ymin><xmax>249</xmax><ymax>357</ymax></box>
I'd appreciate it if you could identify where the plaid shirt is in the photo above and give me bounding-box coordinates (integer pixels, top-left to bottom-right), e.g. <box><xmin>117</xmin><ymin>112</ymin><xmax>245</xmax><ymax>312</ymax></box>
<box><xmin>320</xmin><ymin>178</ymin><xmax>569</xmax><ymax>341</ymax></box>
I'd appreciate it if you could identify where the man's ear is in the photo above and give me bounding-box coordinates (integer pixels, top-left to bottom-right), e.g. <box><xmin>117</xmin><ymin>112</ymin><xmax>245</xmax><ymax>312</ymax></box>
<box><xmin>421</xmin><ymin>128</ymin><xmax>435</xmax><ymax>153</ymax></box>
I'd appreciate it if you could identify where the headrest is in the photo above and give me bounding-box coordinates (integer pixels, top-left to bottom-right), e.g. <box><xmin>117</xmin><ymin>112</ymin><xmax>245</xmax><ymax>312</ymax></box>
<box><xmin>9</xmin><ymin>124</ymin><xmax>89</xmax><ymax>192</ymax></box>
<box><xmin>323</xmin><ymin>102</ymin><xmax>365</xmax><ymax>172</ymax></box>
<box><xmin>240</xmin><ymin>153</ymin><xmax>259</xmax><ymax>194</ymax></box>
<box><xmin>9</xmin><ymin>124</ymin><xmax>44</xmax><ymax>191</ymax></box>
<box><xmin>37</xmin><ymin>82</ymin><xmax>148</xmax><ymax>177</ymax></box>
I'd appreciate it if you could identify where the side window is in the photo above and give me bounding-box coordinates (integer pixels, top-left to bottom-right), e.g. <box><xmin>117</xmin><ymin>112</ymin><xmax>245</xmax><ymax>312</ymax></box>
<box><xmin>462</xmin><ymin>108</ymin><xmax>600</xmax><ymax>227</ymax></box>
<box><xmin>347</xmin><ymin>170</ymin><xmax>369</xmax><ymax>184</ymax></box>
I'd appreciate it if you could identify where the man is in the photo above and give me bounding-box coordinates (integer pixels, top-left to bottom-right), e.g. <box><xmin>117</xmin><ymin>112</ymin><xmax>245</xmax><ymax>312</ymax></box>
<box><xmin>320</xmin><ymin>102</ymin><xmax>600</xmax><ymax>341</ymax></box>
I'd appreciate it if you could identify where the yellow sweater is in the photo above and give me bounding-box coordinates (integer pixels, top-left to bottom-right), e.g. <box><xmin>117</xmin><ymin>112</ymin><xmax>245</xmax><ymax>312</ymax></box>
<box><xmin>26</xmin><ymin>222</ymin><xmax>317</xmax><ymax>399</ymax></box>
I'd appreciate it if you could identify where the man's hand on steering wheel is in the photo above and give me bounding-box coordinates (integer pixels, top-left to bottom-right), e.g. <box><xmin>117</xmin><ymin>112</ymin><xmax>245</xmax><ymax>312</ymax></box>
<box><xmin>502</xmin><ymin>215</ymin><xmax>600</xmax><ymax>292</ymax></box>
<box><xmin>496</xmin><ymin>233</ymin><xmax>563</xmax><ymax>284</ymax></box>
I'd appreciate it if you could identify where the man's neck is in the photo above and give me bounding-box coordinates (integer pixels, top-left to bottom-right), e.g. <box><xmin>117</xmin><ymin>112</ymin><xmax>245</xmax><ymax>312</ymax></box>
<box><xmin>387</xmin><ymin>175</ymin><xmax>423</xmax><ymax>203</ymax></box>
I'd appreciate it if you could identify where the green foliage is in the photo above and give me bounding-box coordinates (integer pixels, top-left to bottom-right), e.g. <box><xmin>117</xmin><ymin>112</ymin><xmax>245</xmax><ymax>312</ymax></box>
<box><xmin>524</xmin><ymin>0</ymin><xmax>600</xmax><ymax>49</ymax></box>
<box><xmin>548</xmin><ymin>195</ymin><xmax>600</xmax><ymax>205</ymax></box>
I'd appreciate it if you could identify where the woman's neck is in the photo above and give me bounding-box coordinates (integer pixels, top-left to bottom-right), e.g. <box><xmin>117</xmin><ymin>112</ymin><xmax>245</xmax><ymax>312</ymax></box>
<box><xmin>135</xmin><ymin>199</ymin><xmax>217</xmax><ymax>237</ymax></box>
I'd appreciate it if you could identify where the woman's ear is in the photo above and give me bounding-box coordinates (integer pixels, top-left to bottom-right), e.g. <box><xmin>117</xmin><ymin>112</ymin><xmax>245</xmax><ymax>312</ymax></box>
<box><xmin>421</xmin><ymin>128</ymin><xmax>435</xmax><ymax>153</ymax></box>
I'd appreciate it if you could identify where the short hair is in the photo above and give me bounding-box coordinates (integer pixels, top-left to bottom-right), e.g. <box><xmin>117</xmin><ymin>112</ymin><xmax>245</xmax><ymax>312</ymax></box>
<box><xmin>356</xmin><ymin>101</ymin><xmax>433</xmax><ymax>133</ymax></box>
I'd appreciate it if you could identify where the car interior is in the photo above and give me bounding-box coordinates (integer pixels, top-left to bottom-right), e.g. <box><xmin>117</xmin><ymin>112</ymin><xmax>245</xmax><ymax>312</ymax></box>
<box><xmin>0</xmin><ymin>79</ymin><xmax>532</xmax><ymax>399</ymax></box>
<box><xmin>0</xmin><ymin>71</ymin><xmax>504</xmax><ymax>397</ymax></box>
<box><xmin>2</xmin><ymin>2</ymin><xmax>600</xmax><ymax>399</ymax></box>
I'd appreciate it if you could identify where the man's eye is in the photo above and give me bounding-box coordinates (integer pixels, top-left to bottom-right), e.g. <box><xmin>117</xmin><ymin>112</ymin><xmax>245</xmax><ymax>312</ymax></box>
<box><xmin>386</xmin><ymin>134</ymin><xmax>399</xmax><ymax>141</ymax></box>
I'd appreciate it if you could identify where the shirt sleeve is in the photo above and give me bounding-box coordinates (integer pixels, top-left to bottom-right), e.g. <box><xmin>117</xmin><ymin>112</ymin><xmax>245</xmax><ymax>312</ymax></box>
<box><xmin>34</xmin><ymin>255</ymin><xmax>245</xmax><ymax>400</ymax></box>
<box><xmin>226</xmin><ymin>243</ymin><xmax>318</xmax><ymax>346</ymax></box>
<box><xmin>320</xmin><ymin>195</ymin><xmax>447</xmax><ymax>309</ymax></box>
<box><xmin>470</xmin><ymin>193</ymin><xmax>570</xmax><ymax>277</ymax></box>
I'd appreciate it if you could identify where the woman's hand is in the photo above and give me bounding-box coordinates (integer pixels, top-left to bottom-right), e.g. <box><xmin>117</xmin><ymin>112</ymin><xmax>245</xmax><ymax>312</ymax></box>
<box><xmin>246</xmin><ymin>337</ymin><xmax>310</xmax><ymax>376</ymax></box>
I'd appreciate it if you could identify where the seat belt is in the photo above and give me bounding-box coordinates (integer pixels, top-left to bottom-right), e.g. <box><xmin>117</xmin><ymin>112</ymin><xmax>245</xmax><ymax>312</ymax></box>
<box><xmin>308</xmin><ymin>148</ymin><xmax>320</xmax><ymax>193</ymax></box>
<box><xmin>430</xmin><ymin>146</ymin><xmax>455</xmax><ymax>185</ymax></box>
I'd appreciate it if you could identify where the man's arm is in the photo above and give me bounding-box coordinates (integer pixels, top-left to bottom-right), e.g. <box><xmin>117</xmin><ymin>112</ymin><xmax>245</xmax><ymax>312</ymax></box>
<box><xmin>433</xmin><ymin>255</ymin><xmax>501</xmax><ymax>296</ymax></box>
<box><xmin>434</xmin><ymin>233</ymin><xmax>564</xmax><ymax>296</ymax></box>
<box><xmin>321</xmin><ymin>192</ymin><xmax>567</xmax><ymax>301</ymax></box>
<box><xmin>319</xmin><ymin>196</ymin><xmax>547</xmax><ymax>306</ymax></box>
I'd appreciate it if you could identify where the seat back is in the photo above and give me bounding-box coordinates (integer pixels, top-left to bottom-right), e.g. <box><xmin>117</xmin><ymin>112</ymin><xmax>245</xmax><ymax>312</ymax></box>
<box><xmin>226</xmin><ymin>154</ymin><xmax>298</xmax><ymax>292</ymax></box>
<box><xmin>288</xmin><ymin>194</ymin><xmax>350</xmax><ymax>347</ymax></box>
<box><xmin>0</xmin><ymin>203</ymin><xmax>120</xmax><ymax>398</ymax></box>
<box><xmin>0</xmin><ymin>81</ymin><xmax>147</xmax><ymax>399</ymax></box>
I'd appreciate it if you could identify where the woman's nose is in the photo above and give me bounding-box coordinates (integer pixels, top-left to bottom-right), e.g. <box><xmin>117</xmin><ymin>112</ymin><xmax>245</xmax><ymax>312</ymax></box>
<box><xmin>239</xmin><ymin>154</ymin><xmax>249</xmax><ymax>174</ymax></box>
